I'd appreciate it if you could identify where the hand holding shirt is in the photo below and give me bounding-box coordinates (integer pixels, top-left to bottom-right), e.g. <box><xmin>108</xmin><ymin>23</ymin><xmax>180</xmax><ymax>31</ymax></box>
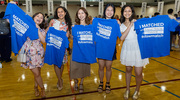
<box><xmin>134</xmin><ymin>15</ymin><xmax>179</xmax><ymax>59</ymax></box>
<box><xmin>44</xmin><ymin>27</ymin><xmax>69</xmax><ymax>68</ymax></box>
<box><xmin>3</xmin><ymin>3</ymin><xmax>39</xmax><ymax>55</ymax></box>
<box><xmin>72</xmin><ymin>25</ymin><xmax>96</xmax><ymax>64</ymax></box>
<box><xmin>92</xmin><ymin>18</ymin><xmax>121</xmax><ymax>60</ymax></box>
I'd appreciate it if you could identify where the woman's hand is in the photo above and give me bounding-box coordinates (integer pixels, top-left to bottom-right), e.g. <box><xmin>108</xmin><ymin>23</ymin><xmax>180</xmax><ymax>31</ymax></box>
<box><xmin>36</xmin><ymin>24</ymin><xmax>40</xmax><ymax>29</ymax></box>
<box><xmin>9</xmin><ymin>1</ymin><xmax>16</xmax><ymax>4</ymax></box>
<box><xmin>131</xmin><ymin>19</ymin><xmax>136</xmax><ymax>23</ymax></box>
<box><xmin>130</xmin><ymin>19</ymin><xmax>136</xmax><ymax>26</ymax></box>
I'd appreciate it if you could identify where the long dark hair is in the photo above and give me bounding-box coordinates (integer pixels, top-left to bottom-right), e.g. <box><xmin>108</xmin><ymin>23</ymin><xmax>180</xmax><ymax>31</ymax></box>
<box><xmin>32</xmin><ymin>12</ymin><xmax>45</xmax><ymax>29</ymax></box>
<box><xmin>103</xmin><ymin>3</ymin><xmax>115</xmax><ymax>19</ymax></box>
<box><xmin>120</xmin><ymin>5</ymin><xmax>136</xmax><ymax>23</ymax></box>
<box><xmin>54</xmin><ymin>6</ymin><xmax>72</xmax><ymax>33</ymax></box>
<box><xmin>75</xmin><ymin>7</ymin><xmax>90</xmax><ymax>25</ymax></box>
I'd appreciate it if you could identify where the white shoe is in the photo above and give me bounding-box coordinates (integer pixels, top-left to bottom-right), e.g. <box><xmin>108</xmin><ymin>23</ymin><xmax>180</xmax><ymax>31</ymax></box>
<box><xmin>172</xmin><ymin>44</ymin><xmax>175</xmax><ymax>47</ymax></box>
<box><xmin>175</xmin><ymin>45</ymin><xmax>179</xmax><ymax>48</ymax></box>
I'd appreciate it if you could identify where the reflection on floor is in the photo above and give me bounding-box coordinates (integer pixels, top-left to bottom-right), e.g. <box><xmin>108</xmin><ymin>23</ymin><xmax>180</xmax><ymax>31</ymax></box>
<box><xmin>0</xmin><ymin>46</ymin><xmax>180</xmax><ymax>100</ymax></box>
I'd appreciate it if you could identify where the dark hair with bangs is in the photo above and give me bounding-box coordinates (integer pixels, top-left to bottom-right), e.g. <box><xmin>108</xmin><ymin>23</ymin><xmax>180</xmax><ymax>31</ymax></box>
<box><xmin>103</xmin><ymin>3</ymin><xmax>115</xmax><ymax>19</ymax></box>
<box><xmin>32</xmin><ymin>12</ymin><xmax>45</xmax><ymax>29</ymax></box>
<box><xmin>54</xmin><ymin>6</ymin><xmax>72</xmax><ymax>33</ymax></box>
<box><xmin>120</xmin><ymin>5</ymin><xmax>136</xmax><ymax>23</ymax></box>
<box><xmin>75</xmin><ymin>7</ymin><xmax>90</xmax><ymax>25</ymax></box>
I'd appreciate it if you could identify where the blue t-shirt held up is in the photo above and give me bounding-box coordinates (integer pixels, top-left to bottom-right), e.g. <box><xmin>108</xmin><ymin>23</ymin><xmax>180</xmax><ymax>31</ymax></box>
<box><xmin>134</xmin><ymin>15</ymin><xmax>179</xmax><ymax>59</ymax></box>
<box><xmin>72</xmin><ymin>25</ymin><xmax>96</xmax><ymax>64</ymax></box>
<box><xmin>3</xmin><ymin>3</ymin><xmax>39</xmax><ymax>55</ymax></box>
<box><xmin>92</xmin><ymin>18</ymin><xmax>121</xmax><ymax>60</ymax></box>
<box><xmin>44</xmin><ymin>27</ymin><xmax>69</xmax><ymax>68</ymax></box>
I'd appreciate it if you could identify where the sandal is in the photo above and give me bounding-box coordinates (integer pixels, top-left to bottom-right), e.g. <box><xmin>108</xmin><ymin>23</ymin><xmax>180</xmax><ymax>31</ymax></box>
<box><xmin>124</xmin><ymin>90</ymin><xmax>130</xmax><ymax>100</ymax></box>
<box><xmin>79</xmin><ymin>84</ymin><xmax>84</xmax><ymax>93</ymax></box>
<box><xmin>97</xmin><ymin>81</ymin><xmax>103</xmax><ymax>93</ymax></box>
<box><xmin>105</xmin><ymin>82</ymin><xmax>111</xmax><ymax>94</ymax></box>
<box><xmin>74</xmin><ymin>79</ymin><xmax>78</xmax><ymax>91</ymax></box>
<box><xmin>34</xmin><ymin>86</ymin><xmax>40</xmax><ymax>97</ymax></box>
<box><xmin>41</xmin><ymin>87</ymin><xmax>46</xmax><ymax>98</ymax></box>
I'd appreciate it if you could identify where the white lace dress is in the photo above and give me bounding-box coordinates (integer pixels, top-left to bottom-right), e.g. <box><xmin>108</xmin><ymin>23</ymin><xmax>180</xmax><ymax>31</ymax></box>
<box><xmin>120</xmin><ymin>23</ymin><xmax>149</xmax><ymax>67</ymax></box>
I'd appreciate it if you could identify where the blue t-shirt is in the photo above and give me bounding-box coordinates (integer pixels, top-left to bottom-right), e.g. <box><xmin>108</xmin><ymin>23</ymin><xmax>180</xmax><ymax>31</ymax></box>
<box><xmin>92</xmin><ymin>18</ymin><xmax>121</xmax><ymax>60</ymax></box>
<box><xmin>44</xmin><ymin>27</ymin><xmax>69</xmax><ymax>68</ymax></box>
<box><xmin>134</xmin><ymin>15</ymin><xmax>179</xmax><ymax>59</ymax></box>
<box><xmin>3</xmin><ymin>3</ymin><xmax>39</xmax><ymax>55</ymax></box>
<box><xmin>72</xmin><ymin>25</ymin><xmax>96</xmax><ymax>64</ymax></box>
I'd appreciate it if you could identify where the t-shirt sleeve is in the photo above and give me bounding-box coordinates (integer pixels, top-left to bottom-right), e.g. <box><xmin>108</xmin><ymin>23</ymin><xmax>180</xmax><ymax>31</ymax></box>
<box><xmin>27</xmin><ymin>27</ymin><xmax>39</xmax><ymax>40</ymax></box>
<box><xmin>91</xmin><ymin>26</ymin><xmax>96</xmax><ymax>42</ymax></box>
<box><xmin>116</xmin><ymin>23</ymin><xmax>121</xmax><ymax>38</ymax></box>
<box><xmin>134</xmin><ymin>20</ymin><xmax>140</xmax><ymax>31</ymax></box>
<box><xmin>92</xmin><ymin>18</ymin><xmax>97</xmax><ymax>42</ymax></box>
<box><xmin>169</xmin><ymin>19</ymin><xmax>179</xmax><ymax>32</ymax></box>
<box><xmin>45</xmin><ymin>30</ymin><xmax>50</xmax><ymax>43</ymax></box>
<box><xmin>3</xmin><ymin>3</ymin><xmax>13</xmax><ymax>19</ymax></box>
<box><xmin>72</xmin><ymin>26</ymin><xmax>75</xmax><ymax>37</ymax></box>
<box><xmin>65</xmin><ymin>36</ymin><xmax>69</xmax><ymax>48</ymax></box>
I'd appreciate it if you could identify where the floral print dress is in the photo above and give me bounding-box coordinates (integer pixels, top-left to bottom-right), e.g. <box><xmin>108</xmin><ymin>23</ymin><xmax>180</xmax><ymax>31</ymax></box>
<box><xmin>21</xmin><ymin>29</ymin><xmax>46</xmax><ymax>69</ymax></box>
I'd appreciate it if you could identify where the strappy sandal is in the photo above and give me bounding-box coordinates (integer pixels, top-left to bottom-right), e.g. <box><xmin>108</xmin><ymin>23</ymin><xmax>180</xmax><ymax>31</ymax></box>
<box><xmin>79</xmin><ymin>84</ymin><xmax>84</xmax><ymax>93</ymax></box>
<box><xmin>34</xmin><ymin>86</ymin><xmax>40</xmax><ymax>97</ymax></box>
<box><xmin>97</xmin><ymin>81</ymin><xmax>103</xmax><ymax>93</ymax></box>
<box><xmin>105</xmin><ymin>82</ymin><xmax>111</xmax><ymax>94</ymax></box>
<box><xmin>41</xmin><ymin>87</ymin><xmax>46</xmax><ymax>98</ymax></box>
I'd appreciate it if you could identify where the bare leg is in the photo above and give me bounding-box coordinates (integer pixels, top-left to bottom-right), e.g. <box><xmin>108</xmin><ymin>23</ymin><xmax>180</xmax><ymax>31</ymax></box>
<box><xmin>178</xmin><ymin>36</ymin><xmax>180</xmax><ymax>46</ymax></box>
<box><xmin>60</xmin><ymin>65</ymin><xmax>64</xmax><ymax>86</ymax></box>
<box><xmin>105</xmin><ymin>60</ymin><xmax>113</xmax><ymax>82</ymax></box>
<box><xmin>125</xmin><ymin>66</ymin><xmax>133</xmax><ymax>91</ymax></box>
<box><xmin>124</xmin><ymin>66</ymin><xmax>133</xmax><ymax>99</ymax></box>
<box><xmin>74</xmin><ymin>79</ymin><xmax>78</xmax><ymax>91</ymax></box>
<box><xmin>172</xmin><ymin>34</ymin><xmax>176</xmax><ymax>45</ymax></box>
<box><xmin>31</xmin><ymin>67</ymin><xmax>45</xmax><ymax>97</ymax></box>
<box><xmin>134</xmin><ymin>67</ymin><xmax>143</xmax><ymax>92</ymax></box>
<box><xmin>80</xmin><ymin>78</ymin><xmax>84</xmax><ymax>84</ymax></box>
<box><xmin>98</xmin><ymin>59</ymin><xmax>105</xmax><ymax>92</ymax></box>
<box><xmin>31</xmin><ymin>68</ymin><xmax>44</xmax><ymax>88</ymax></box>
<box><xmin>79</xmin><ymin>78</ymin><xmax>84</xmax><ymax>93</ymax></box>
<box><xmin>98</xmin><ymin>59</ymin><xmax>105</xmax><ymax>82</ymax></box>
<box><xmin>54</xmin><ymin>65</ymin><xmax>63</xmax><ymax>90</ymax></box>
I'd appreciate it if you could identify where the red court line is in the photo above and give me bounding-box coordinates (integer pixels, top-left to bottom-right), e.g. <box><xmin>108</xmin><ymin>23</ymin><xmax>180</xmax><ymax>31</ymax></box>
<box><xmin>168</xmin><ymin>55</ymin><xmax>180</xmax><ymax>60</ymax></box>
<box><xmin>32</xmin><ymin>78</ymin><xmax>180</xmax><ymax>100</ymax></box>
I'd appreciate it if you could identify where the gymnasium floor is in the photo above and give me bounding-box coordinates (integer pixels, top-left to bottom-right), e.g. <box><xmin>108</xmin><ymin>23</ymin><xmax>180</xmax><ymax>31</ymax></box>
<box><xmin>0</xmin><ymin>44</ymin><xmax>180</xmax><ymax>100</ymax></box>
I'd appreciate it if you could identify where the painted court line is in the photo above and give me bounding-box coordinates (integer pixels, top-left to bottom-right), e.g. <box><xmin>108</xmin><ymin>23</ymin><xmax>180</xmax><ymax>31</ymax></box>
<box><xmin>168</xmin><ymin>55</ymin><xmax>180</xmax><ymax>61</ymax></box>
<box><xmin>112</xmin><ymin>67</ymin><xmax>180</xmax><ymax>99</ymax></box>
<box><xmin>33</xmin><ymin>57</ymin><xmax>180</xmax><ymax>100</ymax></box>
<box><xmin>150</xmin><ymin>58</ymin><xmax>180</xmax><ymax>72</ymax></box>
<box><xmin>32</xmin><ymin>77</ymin><xmax>180</xmax><ymax>100</ymax></box>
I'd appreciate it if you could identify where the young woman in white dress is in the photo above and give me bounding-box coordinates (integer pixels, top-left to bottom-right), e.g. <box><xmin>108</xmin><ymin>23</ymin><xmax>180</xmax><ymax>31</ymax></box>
<box><xmin>119</xmin><ymin>5</ymin><xmax>149</xmax><ymax>100</ymax></box>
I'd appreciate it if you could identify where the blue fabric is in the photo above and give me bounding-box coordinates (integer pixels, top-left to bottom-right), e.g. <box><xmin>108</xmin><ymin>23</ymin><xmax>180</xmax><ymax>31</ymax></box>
<box><xmin>92</xmin><ymin>18</ymin><xmax>121</xmax><ymax>60</ymax></box>
<box><xmin>134</xmin><ymin>15</ymin><xmax>179</xmax><ymax>59</ymax></box>
<box><xmin>3</xmin><ymin>3</ymin><xmax>39</xmax><ymax>55</ymax></box>
<box><xmin>72</xmin><ymin>25</ymin><xmax>96</xmax><ymax>64</ymax></box>
<box><xmin>176</xmin><ymin>17</ymin><xmax>180</xmax><ymax>34</ymax></box>
<box><xmin>44</xmin><ymin>27</ymin><xmax>69</xmax><ymax>68</ymax></box>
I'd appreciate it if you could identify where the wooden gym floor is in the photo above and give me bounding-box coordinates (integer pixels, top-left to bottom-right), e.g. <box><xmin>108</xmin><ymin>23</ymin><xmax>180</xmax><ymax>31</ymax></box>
<box><xmin>0</xmin><ymin>40</ymin><xmax>180</xmax><ymax>100</ymax></box>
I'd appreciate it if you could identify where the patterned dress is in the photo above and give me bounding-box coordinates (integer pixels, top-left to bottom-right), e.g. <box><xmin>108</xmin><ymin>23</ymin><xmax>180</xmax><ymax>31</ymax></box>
<box><xmin>21</xmin><ymin>29</ymin><xmax>46</xmax><ymax>69</ymax></box>
<box><xmin>51</xmin><ymin>19</ymin><xmax>68</xmax><ymax>64</ymax></box>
